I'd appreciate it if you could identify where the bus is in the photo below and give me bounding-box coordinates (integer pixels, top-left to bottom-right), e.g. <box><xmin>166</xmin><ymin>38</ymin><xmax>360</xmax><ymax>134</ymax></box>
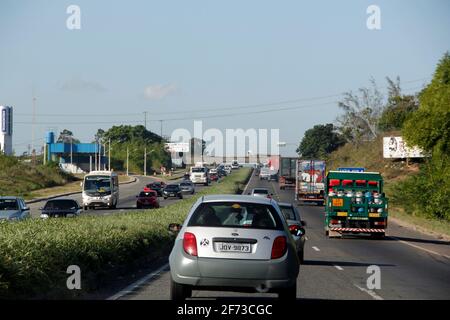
<box><xmin>81</xmin><ymin>171</ymin><xmax>119</xmax><ymax>210</ymax></box>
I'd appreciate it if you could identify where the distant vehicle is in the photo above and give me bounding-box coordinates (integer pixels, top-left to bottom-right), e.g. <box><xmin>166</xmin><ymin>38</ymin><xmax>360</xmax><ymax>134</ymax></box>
<box><xmin>40</xmin><ymin>199</ymin><xmax>81</xmax><ymax>218</ymax></box>
<box><xmin>295</xmin><ymin>160</ymin><xmax>326</xmax><ymax>205</ymax></box>
<box><xmin>163</xmin><ymin>184</ymin><xmax>184</xmax><ymax>199</ymax></box>
<box><xmin>250</xmin><ymin>188</ymin><xmax>273</xmax><ymax>199</ymax></box>
<box><xmin>136</xmin><ymin>189</ymin><xmax>160</xmax><ymax>209</ymax></box>
<box><xmin>179</xmin><ymin>181</ymin><xmax>195</xmax><ymax>195</ymax></box>
<box><xmin>209</xmin><ymin>168</ymin><xmax>218</xmax><ymax>175</ymax></box>
<box><xmin>325</xmin><ymin>170</ymin><xmax>388</xmax><ymax>239</ymax></box>
<box><xmin>231</xmin><ymin>160</ymin><xmax>240</xmax><ymax>169</ymax></box>
<box><xmin>279</xmin><ymin>157</ymin><xmax>298</xmax><ymax>190</ymax></box>
<box><xmin>223</xmin><ymin>164</ymin><xmax>232</xmax><ymax>174</ymax></box>
<box><xmin>278</xmin><ymin>202</ymin><xmax>306</xmax><ymax>263</ymax></box>
<box><xmin>146</xmin><ymin>181</ymin><xmax>165</xmax><ymax>197</ymax></box>
<box><xmin>190</xmin><ymin>166</ymin><xmax>209</xmax><ymax>186</ymax></box>
<box><xmin>168</xmin><ymin>195</ymin><xmax>300</xmax><ymax>300</ymax></box>
<box><xmin>217</xmin><ymin>168</ymin><xmax>227</xmax><ymax>177</ymax></box>
<box><xmin>0</xmin><ymin>196</ymin><xmax>30</xmax><ymax>221</ymax></box>
<box><xmin>259</xmin><ymin>167</ymin><xmax>271</xmax><ymax>180</ymax></box>
<box><xmin>82</xmin><ymin>171</ymin><xmax>119</xmax><ymax>210</ymax></box>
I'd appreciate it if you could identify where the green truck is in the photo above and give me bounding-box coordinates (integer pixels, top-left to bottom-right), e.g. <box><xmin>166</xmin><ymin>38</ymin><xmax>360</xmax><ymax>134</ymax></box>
<box><xmin>324</xmin><ymin>169</ymin><xmax>388</xmax><ymax>238</ymax></box>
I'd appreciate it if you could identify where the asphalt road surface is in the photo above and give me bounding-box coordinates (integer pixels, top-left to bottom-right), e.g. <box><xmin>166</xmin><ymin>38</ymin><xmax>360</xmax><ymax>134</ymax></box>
<box><xmin>27</xmin><ymin>175</ymin><xmax>208</xmax><ymax>218</ymax></box>
<box><xmin>112</xmin><ymin>169</ymin><xmax>450</xmax><ymax>300</ymax></box>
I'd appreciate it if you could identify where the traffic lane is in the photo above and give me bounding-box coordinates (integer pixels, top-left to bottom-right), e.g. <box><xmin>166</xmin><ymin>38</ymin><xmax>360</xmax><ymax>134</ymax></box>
<box><xmin>27</xmin><ymin>175</ymin><xmax>156</xmax><ymax>218</ymax></box>
<box><xmin>273</xmin><ymin>181</ymin><xmax>450</xmax><ymax>300</ymax></box>
<box><xmin>82</xmin><ymin>178</ymin><xmax>209</xmax><ymax>216</ymax></box>
<box><xmin>125</xmin><ymin>170</ymin><xmax>367</xmax><ymax>300</ymax></box>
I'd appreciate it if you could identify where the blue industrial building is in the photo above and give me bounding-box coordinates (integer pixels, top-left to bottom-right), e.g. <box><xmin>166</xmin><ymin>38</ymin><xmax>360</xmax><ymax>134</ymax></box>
<box><xmin>46</xmin><ymin>132</ymin><xmax>107</xmax><ymax>173</ymax></box>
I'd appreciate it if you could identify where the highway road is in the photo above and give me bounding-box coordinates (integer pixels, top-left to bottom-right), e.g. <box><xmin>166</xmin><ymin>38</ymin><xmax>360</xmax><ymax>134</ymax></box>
<box><xmin>110</xmin><ymin>169</ymin><xmax>450</xmax><ymax>300</ymax></box>
<box><xmin>27</xmin><ymin>175</ymin><xmax>208</xmax><ymax>218</ymax></box>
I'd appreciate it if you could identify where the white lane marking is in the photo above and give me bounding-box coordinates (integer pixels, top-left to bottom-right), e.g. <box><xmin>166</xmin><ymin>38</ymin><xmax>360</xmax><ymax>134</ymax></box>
<box><xmin>312</xmin><ymin>246</ymin><xmax>320</xmax><ymax>252</ymax></box>
<box><xmin>107</xmin><ymin>262</ymin><xmax>169</xmax><ymax>300</ymax></box>
<box><xmin>242</xmin><ymin>168</ymin><xmax>255</xmax><ymax>195</ymax></box>
<box><xmin>333</xmin><ymin>265</ymin><xmax>344</xmax><ymax>271</ymax></box>
<box><xmin>389</xmin><ymin>236</ymin><xmax>450</xmax><ymax>260</ymax></box>
<box><xmin>354</xmin><ymin>284</ymin><xmax>384</xmax><ymax>300</ymax></box>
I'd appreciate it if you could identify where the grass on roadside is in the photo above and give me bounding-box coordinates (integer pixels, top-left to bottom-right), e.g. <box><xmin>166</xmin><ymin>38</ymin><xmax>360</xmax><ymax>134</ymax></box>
<box><xmin>0</xmin><ymin>168</ymin><xmax>252</xmax><ymax>299</ymax></box>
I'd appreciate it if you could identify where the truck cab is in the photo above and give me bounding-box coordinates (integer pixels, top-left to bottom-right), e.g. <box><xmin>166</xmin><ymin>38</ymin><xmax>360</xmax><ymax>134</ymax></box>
<box><xmin>325</xmin><ymin>170</ymin><xmax>388</xmax><ymax>238</ymax></box>
<box><xmin>190</xmin><ymin>166</ymin><xmax>209</xmax><ymax>186</ymax></box>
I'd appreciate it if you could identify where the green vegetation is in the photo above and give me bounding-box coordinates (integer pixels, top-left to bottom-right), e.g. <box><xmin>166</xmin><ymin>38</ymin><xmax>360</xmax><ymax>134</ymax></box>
<box><xmin>303</xmin><ymin>52</ymin><xmax>450</xmax><ymax>232</ymax></box>
<box><xmin>0</xmin><ymin>154</ymin><xmax>77</xmax><ymax>197</ymax></box>
<box><xmin>0</xmin><ymin>168</ymin><xmax>252</xmax><ymax>299</ymax></box>
<box><xmin>296</xmin><ymin>124</ymin><xmax>345</xmax><ymax>159</ymax></box>
<box><xmin>97</xmin><ymin>125</ymin><xmax>171</xmax><ymax>174</ymax></box>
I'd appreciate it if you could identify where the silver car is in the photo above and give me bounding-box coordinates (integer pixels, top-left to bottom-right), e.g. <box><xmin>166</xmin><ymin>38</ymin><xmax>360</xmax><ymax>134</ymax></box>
<box><xmin>0</xmin><ymin>196</ymin><xmax>31</xmax><ymax>221</ymax></box>
<box><xmin>278</xmin><ymin>202</ymin><xmax>306</xmax><ymax>263</ymax></box>
<box><xmin>168</xmin><ymin>195</ymin><xmax>300</xmax><ymax>300</ymax></box>
<box><xmin>180</xmin><ymin>181</ymin><xmax>195</xmax><ymax>195</ymax></box>
<box><xmin>249</xmin><ymin>188</ymin><xmax>273</xmax><ymax>199</ymax></box>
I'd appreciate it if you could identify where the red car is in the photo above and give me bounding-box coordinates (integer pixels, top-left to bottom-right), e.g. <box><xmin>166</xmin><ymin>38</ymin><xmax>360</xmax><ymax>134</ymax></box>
<box><xmin>209</xmin><ymin>173</ymin><xmax>219</xmax><ymax>182</ymax></box>
<box><xmin>136</xmin><ymin>188</ymin><xmax>160</xmax><ymax>209</ymax></box>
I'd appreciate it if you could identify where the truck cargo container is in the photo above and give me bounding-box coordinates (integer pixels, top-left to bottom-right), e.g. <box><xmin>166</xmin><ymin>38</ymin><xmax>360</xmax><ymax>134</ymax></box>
<box><xmin>295</xmin><ymin>160</ymin><xmax>326</xmax><ymax>205</ymax></box>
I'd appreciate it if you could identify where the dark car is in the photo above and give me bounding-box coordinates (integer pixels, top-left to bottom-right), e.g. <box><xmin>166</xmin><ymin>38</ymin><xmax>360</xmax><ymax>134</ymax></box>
<box><xmin>163</xmin><ymin>184</ymin><xmax>183</xmax><ymax>200</ymax></box>
<box><xmin>136</xmin><ymin>189</ymin><xmax>160</xmax><ymax>209</ymax></box>
<box><xmin>278</xmin><ymin>202</ymin><xmax>306</xmax><ymax>263</ymax></box>
<box><xmin>146</xmin><ymin>181</ymin><xmax>165</xmax><ymax>197</ymax></box>
<box><xmin>217</xmin><ymin>168</ymin><xmax>227</xmax><ymax>177</ymax></box>
<box><xmin>209</xmin><ymin>173</ymin><xmax>219</xmax><ymax>182</ymax></box>
<box><xmin>40</xmin><ymin>199</ymin><xmax>81</xmax><ymax>218</ymax></box>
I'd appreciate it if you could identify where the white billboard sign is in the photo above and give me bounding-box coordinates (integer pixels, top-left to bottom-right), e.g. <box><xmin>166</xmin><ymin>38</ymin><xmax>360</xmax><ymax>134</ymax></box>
<box><xmin>383</xmin><ymin>136</ymin><xmax>426</xmax><ymax>158</ymax></box>
<box><xmin>165</xmin><ymin>142</ymin><xmax>189</xmax><ymax>153</ymax></box>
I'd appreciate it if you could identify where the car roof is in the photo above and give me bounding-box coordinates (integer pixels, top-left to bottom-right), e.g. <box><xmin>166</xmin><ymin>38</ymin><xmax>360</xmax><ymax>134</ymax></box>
<box><xmin>277</xmin><ymin>202</ymin><xmax>294</xmax><ymax>207</ymax></box>
<box><xmin>46</xmin><ymin>198</ymin><xmax>77</xmax><ymax>202</ymax></box>
<box><xmin>201</xmin><ymin>194</ymin><xmax>274</xmax><ymax>205</ymax></box>
<box><xmin>0</xmin><ymin>196</ymin><xmax>21</xmax><ymax>200</ymax></box>
<box><xmin>252</xmin><ymin>188</ymin><xmax>269</xmax><ymax>191</ymax></box>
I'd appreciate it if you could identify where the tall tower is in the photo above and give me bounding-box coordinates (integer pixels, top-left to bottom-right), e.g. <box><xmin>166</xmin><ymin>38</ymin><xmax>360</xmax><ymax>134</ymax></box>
<box><xmin>0</xmin><ymin>106</ymin><xmax>13</xmax><ymax>155</ymax></box>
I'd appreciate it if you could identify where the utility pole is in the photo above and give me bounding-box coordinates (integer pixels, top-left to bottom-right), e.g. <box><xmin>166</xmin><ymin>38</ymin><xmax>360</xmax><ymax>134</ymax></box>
<box><xmin>126</xmin><ymin>146</ymin><xmax>129</xmax><ymax>176</ymax></box>
<box><xmin>70</xmin><ymin>137</ymin><xmax>73</xmax><ymax>166</ymax></box>
<box><xmin>144</xmin><ymin>147</ymin><xmax>147</xmax><ymax>176</ymax></box>
<box><xmin>159</xmin><ymin>120</ymin><xmax>163</xmax><ymax>138</ymax></box>
<box><xmin>143</xmin><ymin>111</ymin><xmax>148</xmax><ymax>130</ymax></box>
<box><xmin>32</xmin><ymin>96</ymin><xmax>36</xmax><ymax>164</ymax></box>
<box><xmin>108</xmin><ymin>138</ymin><xmax>111</xmax><ymax>170</ymax></box>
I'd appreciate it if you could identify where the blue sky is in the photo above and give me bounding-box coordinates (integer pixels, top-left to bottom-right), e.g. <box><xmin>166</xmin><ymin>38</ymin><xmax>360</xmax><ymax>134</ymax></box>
<box><xmin>1</xmin><ymin>0</ymin><xmax>449</xmax><ymax>156</ymax></box>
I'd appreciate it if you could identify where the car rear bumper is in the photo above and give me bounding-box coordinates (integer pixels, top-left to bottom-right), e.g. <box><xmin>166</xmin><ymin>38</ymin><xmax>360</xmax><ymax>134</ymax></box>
<box><xmin>169</xmin><ymin>242</ymin><xmax>299</xmax><ymax>289</ymax></box>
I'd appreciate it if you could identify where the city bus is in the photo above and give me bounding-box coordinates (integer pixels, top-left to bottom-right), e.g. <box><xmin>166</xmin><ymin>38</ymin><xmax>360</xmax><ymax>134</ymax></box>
<box><xmin>81</xmin><ymin>171</ymin><xmax>119</xmax><ymax>210</ymax></box>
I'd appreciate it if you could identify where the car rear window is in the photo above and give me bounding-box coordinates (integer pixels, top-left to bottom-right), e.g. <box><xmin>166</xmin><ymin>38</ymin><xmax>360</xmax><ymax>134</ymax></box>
<box><xmin>0</xmin><ymin>199</ymin><xmax>19</xmax><ymax>210</ymax></box>
<box><xmin>191</xmin><ymin>167</ymin><xmax>206</xmax><ymax>173</ymax></box>
<box><xmin>253</xmin><ymin>189</ymin><xmax>268</xmax><ymax>194</ymax></box>
<box><xmin>279</xmin><ymin>206</ymin><xmax>297</xmax><ymax>220</ymax></box>
<box><xmin>44</xmin><ymin>200</ymin><xmax>78</xmax><ymax>210</ymax></box>
<box><xmin>166</xmin><ymin>185</ymin><xmax>179</xmax><ymax>190</ymax></box>
<box><xmin>188</xmin><ymin>202</ymin><xmax>283</xmax><ymax>230</ymax></box>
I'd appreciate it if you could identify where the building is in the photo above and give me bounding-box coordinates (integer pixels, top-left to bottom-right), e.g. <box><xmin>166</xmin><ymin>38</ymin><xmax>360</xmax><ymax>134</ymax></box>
<box><xmin>0</xmin><ymin>106</ymin><xmax>13</xmax><ymax>155</ymax></box>
<box><xmin>45</xmin><ymin>131</ymin><xmax>108</xmax><ymax>173</ymax></box>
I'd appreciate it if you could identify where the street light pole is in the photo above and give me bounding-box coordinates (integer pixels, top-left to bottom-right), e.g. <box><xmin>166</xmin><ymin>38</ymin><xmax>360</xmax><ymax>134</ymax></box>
<box><xmin>108</xmin><ymin>138</ymin><xmax>111</xmax><ymax>171</ymax></box>
<box><xmin>144</xmin><ymin>147</ymin><xmax>147</xmax><ymax>176</ymax></box>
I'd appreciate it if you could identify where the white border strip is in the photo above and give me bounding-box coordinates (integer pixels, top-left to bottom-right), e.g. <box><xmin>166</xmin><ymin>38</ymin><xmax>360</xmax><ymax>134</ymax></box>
<box><xmin>107</xmin><ymin>262</ymin><xmax>169</xmax><ymax>300</ymax></box>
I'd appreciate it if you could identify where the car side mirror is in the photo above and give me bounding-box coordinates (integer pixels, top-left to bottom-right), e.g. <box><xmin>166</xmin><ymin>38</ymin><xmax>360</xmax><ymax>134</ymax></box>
<box><xmin>301</xmin><ymin>220</ymin><xmax>307</xmax><ymax>227</ymax></box>
<box><xmin>80</xmin><ymin>182</ymin><xmax>83</xmax><ymax>187</ymax></box>
<box><xmin>23</xmin><ymin>207</ymin><xmax>29</xmax><ymax>211</ymax></box>
<box><xmin>168</xmin><ymin>223</ymin><xmax>182</xmax><ymax>233</ymax></box>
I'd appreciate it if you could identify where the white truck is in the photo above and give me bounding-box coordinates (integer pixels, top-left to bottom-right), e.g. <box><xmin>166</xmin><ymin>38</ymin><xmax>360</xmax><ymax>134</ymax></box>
<box><xmin>81</xmin><ymin>171</ymin><xmax>119</xmax><ymax>210</ymax></box>
<box><xmin>190</xmin><ymin>166</ymin><xmax>209</xmax><ymax>186</ymax></box>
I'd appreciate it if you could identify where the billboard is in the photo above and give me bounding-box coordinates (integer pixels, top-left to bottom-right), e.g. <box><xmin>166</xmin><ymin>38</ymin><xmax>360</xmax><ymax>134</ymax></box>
<box><xmin>383</xmin><ymin>136</ymin><xmax>426</xmax><ymax>159</ymax></box>
<box><xmin>165</xmin><ymin>142</ymin><xmax>189</xmax><ymax>153</ymax></box>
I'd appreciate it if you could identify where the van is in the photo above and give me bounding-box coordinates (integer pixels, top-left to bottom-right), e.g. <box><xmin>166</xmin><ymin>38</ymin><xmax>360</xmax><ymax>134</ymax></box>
<box><xmin>190</xmin><ymin>166</ymin><xmax>209</xmax><ymax>186</ymax></box>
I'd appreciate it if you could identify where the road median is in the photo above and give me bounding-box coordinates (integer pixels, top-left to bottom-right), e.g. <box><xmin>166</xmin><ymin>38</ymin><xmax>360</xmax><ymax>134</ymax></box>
<box><xmin>0</xmin><ymin>168</ymin><xmax>252</xmax><ymax>299</ymax></box>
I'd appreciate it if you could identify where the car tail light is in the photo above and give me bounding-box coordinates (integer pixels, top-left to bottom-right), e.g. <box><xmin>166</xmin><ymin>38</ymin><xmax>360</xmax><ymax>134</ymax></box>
<box><xmin>183</xmin><ymin>232</ymin><xmax>198</xmax><ymax>256</ymax></box>
<box><xmin>289</xmin><ymin>224</ymin><xmax>301</xmax><ymax>233</ymax></box>
<box><xmin>271</xmin><ymin>236</ymin><xmax>287</xmax><ymax>259</ymax></box>
<box><xmin>374</xmin><ymin>221</ymin><xmax>386</xmax><ymax>226</ymax></box>
<box><xmin>330</xmin><ymin>219</ymin><xmax>341</xmax><ymax>224</ymax></box>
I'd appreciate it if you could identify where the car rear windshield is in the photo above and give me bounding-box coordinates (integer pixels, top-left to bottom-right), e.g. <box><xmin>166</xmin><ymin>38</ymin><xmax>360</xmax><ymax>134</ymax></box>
<box><xmin>165</xmin><ymin>185</ymin><xmax>179</xmax><ymax>190</ymax></box>
<box><xmin>44</xmin><ymin>200</ymin><xmax>78</xmax><ymax>210</ymax></box>
<box><xmin>139</xmin><ymin>191</ymin><xmax>156</xmax><ymax>197</ymax></box>
<box><xmin>191</xmin><ymin>167</ymin><xmax>206</xmax><ymax>173</ymax></box>
<box><xmin>0</xmin><ymin>199</ymin><xmax>19</xmax><ymax>210</ymax></box>
<box><xmin>180</xmin><ymin>182</ymin><xmax>191</xmax><ymax>186</ymax></box>
<box><xmin>253</xmin><ymin>189</ymin><xmax>269</xmax><ymax>194</ymax></box>
<box><xmin>279</xmin><ymin>206</ymin><xmax>297</xmax><ymax>220</ymax></box>
<box><xmin>188</xmin><ymin>202</ymin><xmax>283</xmax><ymax>230</ymax></box>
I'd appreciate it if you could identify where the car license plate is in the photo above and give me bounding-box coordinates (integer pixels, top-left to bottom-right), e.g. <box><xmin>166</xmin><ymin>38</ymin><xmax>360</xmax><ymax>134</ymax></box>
<box><xmin>215</xmin><ymin>242</ymin><xmax>251</xmax><ymax>253</ymax></box>
<box><xmin>170</xmin><ymin>193</ymin><xmax>175</xmax><ymax>196</ymax></box>
<box><xmin>332</xmin><ymin>198</ymin><xmax>344</xmax><ymax>206</ymax></box>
